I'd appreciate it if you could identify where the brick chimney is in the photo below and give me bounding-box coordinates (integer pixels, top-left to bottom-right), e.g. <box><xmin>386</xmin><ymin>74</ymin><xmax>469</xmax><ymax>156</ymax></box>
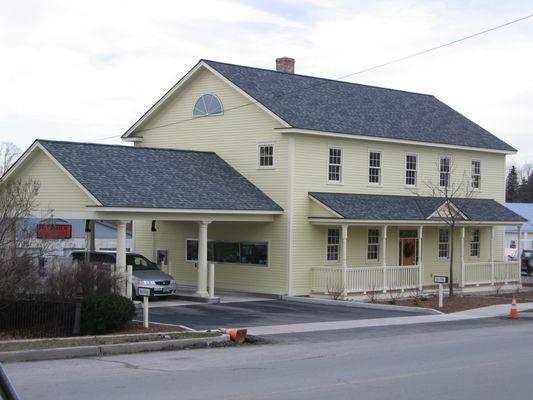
<box><xmin>276</xmin><ymin>57</ymin><xmax>295</xmax><ymax>74</ymax></box>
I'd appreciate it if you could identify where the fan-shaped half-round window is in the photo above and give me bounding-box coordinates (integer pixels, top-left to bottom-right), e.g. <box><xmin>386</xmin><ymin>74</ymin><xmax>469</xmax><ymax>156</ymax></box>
<box><xmin>193</xmin><ymin>94</ymin><xmax>223</xmax><ymax>117</ymax></box>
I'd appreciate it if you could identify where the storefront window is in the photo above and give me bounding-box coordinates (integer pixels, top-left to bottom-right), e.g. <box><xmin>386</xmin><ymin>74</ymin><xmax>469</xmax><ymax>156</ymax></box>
<box><xmin>186</xmin><ymin>239</ymin><xmax>267</xmax><ymax>266</ymax></box>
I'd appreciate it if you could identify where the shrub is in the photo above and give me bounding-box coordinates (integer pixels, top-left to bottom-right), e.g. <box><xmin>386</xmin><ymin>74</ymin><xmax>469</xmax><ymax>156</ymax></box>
<box><xmin>46</xmin><ymin>263</ymin><xmax>121</xmax><ymax>299</ymax></box>
<box><xmin>81</xmin><ymin>294</ymin><xmax>135</xmax><ymax>335</ymax></box>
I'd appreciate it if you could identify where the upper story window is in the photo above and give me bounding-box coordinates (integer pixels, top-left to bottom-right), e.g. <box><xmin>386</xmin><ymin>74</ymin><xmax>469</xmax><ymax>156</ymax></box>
<box><xmin>471</xmin><ymin>160</ymin><xmax>481</xmax><ymax>190</ymax></box>
<box><xmin>258</xmin><ymin>143</ymin><xmax>275</xmax><ymax>169</ymax></box>
<box><xmin>193</xmin><ymin>94</ymin><xmax>223</xmax><ymax>117</ymax></box>
<box><xmin>439</xmin><ymin>156</ymin><xmax>450</xmax><ymax>188</ymax></box>
<box><xmin>368</xmin><ymin>150</ymin><xmax>382</xmax><ymax>185</ymax></box>
<box><xmin>328</xmin><ymin>146</ymin><xmax>342</xmax><ymax>183</ymax></box>
<box><xmin>405</xmin><ymin>153</ymin><xmax>417</xmax><ymax>187</ymax></box>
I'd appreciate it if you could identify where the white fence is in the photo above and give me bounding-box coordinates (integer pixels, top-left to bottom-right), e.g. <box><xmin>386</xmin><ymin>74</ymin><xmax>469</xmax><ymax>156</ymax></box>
<box><xmin>312</xmin><ymin>265</ymin><xmax>421</xmax><ymax>294</ymax></box>
<box><xmin>463</xmin><ymin>261</ymin><xmax>520</xmax><ymax>286</ymax></box>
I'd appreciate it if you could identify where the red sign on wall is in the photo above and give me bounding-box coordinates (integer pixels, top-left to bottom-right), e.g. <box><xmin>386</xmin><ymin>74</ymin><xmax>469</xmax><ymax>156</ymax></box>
<box><xmin>36</xmin><ymin>224</ymin><xmax>72</xmax><ymax>239</ymax></box>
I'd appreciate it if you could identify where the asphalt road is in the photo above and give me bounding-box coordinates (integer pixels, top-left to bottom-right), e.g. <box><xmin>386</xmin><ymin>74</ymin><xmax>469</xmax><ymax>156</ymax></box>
<box><xmin>140</xmin><ymin>299</ymin><xmax>420</xmax><ymax>330</ymax></box>
<box><xmin>6</xmin><ymin>317</ymin><xmax>533</xmax><ymax>400</ymax></box>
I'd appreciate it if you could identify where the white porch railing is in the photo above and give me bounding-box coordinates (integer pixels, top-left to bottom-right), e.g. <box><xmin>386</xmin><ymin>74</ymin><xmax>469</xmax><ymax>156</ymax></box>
<box><xmin>463</xmin><ymin>261</ymin><xmax>520</xmax><ymax>286</ymax></box>
<box><xmin>312</xmin><ymin>265</ymin><xmax>420</xmax><ymax>294</ymax></box>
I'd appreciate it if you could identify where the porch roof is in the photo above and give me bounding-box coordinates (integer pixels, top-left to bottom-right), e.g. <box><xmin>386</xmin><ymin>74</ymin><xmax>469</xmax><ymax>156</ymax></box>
<box><xmin>34</xmin><ymin>140</ymin><xmax>283</xmax><ymax>213</ymax></box>
<box><xmin>309</xmin><ymin>192</ymin><xmax>527</xmax><ymax>224</ymax></box>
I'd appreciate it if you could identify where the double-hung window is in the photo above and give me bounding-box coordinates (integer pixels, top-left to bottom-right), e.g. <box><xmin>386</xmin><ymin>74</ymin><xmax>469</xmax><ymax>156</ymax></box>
<box><xmin>367</xmin><ymin>228</ymin><xmax>380</xmax><ymax>261</ymax></box>
<box><xmin>438</xmin><ymin>229</ymin><xmax>449</xmax><ymax>259</ymax></box>
<box><xmin>471</xmin><ymin>160</ymin><xmax>481</xmax><ymax>190</ymax></box>
<box><xmin>258</xmin><ymin>144</ymin><xmax>275</xmax><ymax>169</ymax></box>
<box><xmin>368</xmin><ymin>150</ymin><xmax>382</xmax><ymax>185</ymax></box>
<box><xmin>326</xmin><ymin>228</ymin><xmax>340</xmax><ymax>261</ymax></box>
<box><xmin>439</xmin><ymin>156</ymin><xmax>450</xmax><ymax>188</ymax></box>
<box><xmin>405</xmin><ymin>154</ymin><xmax>417</xmax><ymax>187</ymax></box>
<box><xmin>328</xmin><ymin>147</ymin><xmax>342</xmax><ymax>183</ymax></box>
<box><xmin>470</xmin><ymin>229</ymin><xmax>480</xmax><ymax>257</ymax></box>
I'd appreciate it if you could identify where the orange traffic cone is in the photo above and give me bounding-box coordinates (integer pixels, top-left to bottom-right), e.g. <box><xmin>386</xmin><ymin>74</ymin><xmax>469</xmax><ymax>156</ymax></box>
<box><xmin>509</xmin><ymin>296</ymin><xmax>520</xmax><ymax>319</ymax></box>
<box><xmin>219</xmin><ymin>328</ymin><xmax>247</xmax><ymax>343</ymax></box>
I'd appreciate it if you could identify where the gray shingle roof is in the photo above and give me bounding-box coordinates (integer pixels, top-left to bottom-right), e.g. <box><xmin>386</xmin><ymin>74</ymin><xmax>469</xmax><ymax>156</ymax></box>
<box><xmin>309</xmin><ymin>192</ymin><xmax>526</xmax><ymax>222</ymax></box>
<box><xmin>204</xmin><ymin>60</ymin><xmax>515</xmax><ymax>152</ymax></box>
<box><xmin>38</xmin><ymin>140</ymin><xmax>282</xmax><ymax>211</ymax></box>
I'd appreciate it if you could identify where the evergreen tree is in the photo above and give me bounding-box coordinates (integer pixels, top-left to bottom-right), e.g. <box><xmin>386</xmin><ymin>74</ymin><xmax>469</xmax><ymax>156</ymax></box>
<box><xmin>506</xmin><ymin>165</ymin><xmax>520</xmax><ymax>202</ymax></box>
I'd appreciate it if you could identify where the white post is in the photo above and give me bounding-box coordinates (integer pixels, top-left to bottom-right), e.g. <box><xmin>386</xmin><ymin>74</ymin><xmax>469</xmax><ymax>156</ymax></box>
<box><xmin>116</xmin><ymin>220</ymin><xmax>128</xmax><ymax>296</ymax></box>
<box><xmin>196</xmin><ymin>221</ymin><xmax>210</xmax><ymax>297</ymax></box>
<box><xmin>143</xmin><ymin>296</ymin><xmax>149</xmax><ymax>328</ymax></box>
<box><xmin>382</xmin><ymin>225</ymin><xmax>388</xmax><ymax>293</ymax></box>
<box><xmin>438</xmin><ymin>284</ymin><xmax>443</xmax><ymax>308</ymax></box>
<box><xmin>208</xmin><ymin>263</ymin><xmax>215</xmax><ymax>298</ymax></box>
<box><xmin>418</xmin><ymin>226</ymin><xmax>423</xmax><ymax>291</ymax></box>
<box><xmin>460</xmin><ymin>226</ymin><xmax>465</xmax><ymax>288</ymax></box>
<box><xmin>126</xmin><ymin>265</ymin><xmax>133</xmax><ymax>299</ymax></box>
<box><xmin>517</xmin><ymin>225</ymin><xmax>522</xmax><ymax>289</ymax></box>
<box><xmin>490</xmin><ymin>226</ymin><xmax>495</xmax><ymax>285</ymax></box>
<box><xmin>341</xmin><ymin>225</ymin><xmax>348</xmax><ymax>296</ymax></box>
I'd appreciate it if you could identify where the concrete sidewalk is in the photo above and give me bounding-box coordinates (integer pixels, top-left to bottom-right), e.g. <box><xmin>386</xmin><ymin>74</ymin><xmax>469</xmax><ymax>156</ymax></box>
<box><xmin>246</xmin><ymin>302</ymin><xmax>533</xmax><ymax>336</ymax></box>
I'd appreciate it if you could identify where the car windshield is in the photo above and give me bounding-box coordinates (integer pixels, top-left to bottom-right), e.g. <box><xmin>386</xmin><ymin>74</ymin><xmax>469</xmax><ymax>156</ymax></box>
<box><xmin>524</xmin><ymin>251</ymin><xmax>533</xmax><ymax>259</ymax></box>
<box><xmin>127</xmin><ymin>254</ymin><xmax>159</xmax><ymax>271</ymax></box>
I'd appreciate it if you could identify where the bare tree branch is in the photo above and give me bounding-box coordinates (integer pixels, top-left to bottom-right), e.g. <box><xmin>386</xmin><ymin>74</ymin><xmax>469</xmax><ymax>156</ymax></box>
<box><xmin>0</xmin><ymin>142</ymin><xmax>21</xmax><ymax>177</ymax></box>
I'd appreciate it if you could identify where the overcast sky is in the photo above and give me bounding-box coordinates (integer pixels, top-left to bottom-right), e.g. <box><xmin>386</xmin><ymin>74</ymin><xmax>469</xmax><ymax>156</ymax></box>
<box><xmin>0</xmin><ymin>0</ymin><xmax>532</xmax><ymax>164</ymax></box>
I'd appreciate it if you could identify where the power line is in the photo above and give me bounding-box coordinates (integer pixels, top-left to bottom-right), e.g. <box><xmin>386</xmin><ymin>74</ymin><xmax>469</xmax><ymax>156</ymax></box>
<box><xmin>90</xmin><ymin>12</ymin><xmax>533</xmax><ymax>141</ymax></box>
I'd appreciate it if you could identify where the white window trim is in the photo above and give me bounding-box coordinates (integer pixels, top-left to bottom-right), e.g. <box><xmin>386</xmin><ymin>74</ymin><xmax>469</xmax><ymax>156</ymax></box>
<box><xmin>366</xmin><ymin>227</ymin><xmax>381</xmax><ymax>263</ymax></box>
<box><xmin>368</xmin><ymin>149</ymin><xmax>383</xmax><ymax>187</ymax></box>
<box><xmin>192</xmin><ymin>93</ymin><xmax>224</xmax><ymax>118</ymax></box>
<box><xmin>325</xmin><ymin>228</ymin><xmax>341</xmax><ymax>263</ymax></box>
<box><xmin>184</xmin><ymin>238</ymin><xmax>270</xmax><ymax>267</ymax></box>
<box><xmin>437</xmin><ymin>228</ymin><xmax>450</xmax><ymax>260</ymax></box>
<box><xmin>469</xmin><ymin>228</ymin><xmax>481</xmax><ymax>258</ymax></box>
<box><xmin>439</xmin><ymin>155</ymin><xmax>451</xmax><ymax>189</ymax></box>
<box><xmin>256</xmin><ymin>142</ymin><xmax>276</xmax><ymax>170</ymax></box>
<box><xmin>405</xmin><ymin>152</ymin><xmax>419</xmax><ymax>188</ymax></box>
<box><xmin>327</xmin><ymin>145</ymin><xmax>344</xmax><ymax>185</ymax></box>
<box><xmin>470</xmin><ymin>159</ymin><xmax>481</xmax><ymax>191</ymax></box>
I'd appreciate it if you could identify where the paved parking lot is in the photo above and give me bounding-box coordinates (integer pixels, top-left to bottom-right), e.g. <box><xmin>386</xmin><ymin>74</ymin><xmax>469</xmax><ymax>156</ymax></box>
<box><xmin>140</xmin><ymin>299</ymin><xmax>420</xmax><ymax>330</ymax></box>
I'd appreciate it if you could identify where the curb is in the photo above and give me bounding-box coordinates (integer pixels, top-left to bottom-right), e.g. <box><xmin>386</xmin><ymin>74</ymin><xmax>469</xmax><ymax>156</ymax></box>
<box><xmin>281</xmin><ymin>295</ymin><xmax>442</xmax><ymax>315</ymax></box>
<box><xmin>0</xmin><ymin>335</ymin><xmax>229</xmax><ymax>363</ymax></box>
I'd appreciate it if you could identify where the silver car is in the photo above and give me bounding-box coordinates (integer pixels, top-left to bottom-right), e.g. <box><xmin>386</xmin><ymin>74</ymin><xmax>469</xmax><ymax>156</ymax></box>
<box><xmin>70</xmin><ymin>251</ymin><xmax>177</xmax><ymax>298</ymax></box>
<box><xmin>127</xmin><ymin>253</ymin><xmax>177</xmax><ymax>299</ymax></box>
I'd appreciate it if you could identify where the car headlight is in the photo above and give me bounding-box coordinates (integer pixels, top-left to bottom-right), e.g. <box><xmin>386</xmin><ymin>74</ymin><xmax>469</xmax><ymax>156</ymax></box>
<box><xmin>136</xmin><ymin>279</ymin><xmax>156</xmax><ymax>285</ymax></box>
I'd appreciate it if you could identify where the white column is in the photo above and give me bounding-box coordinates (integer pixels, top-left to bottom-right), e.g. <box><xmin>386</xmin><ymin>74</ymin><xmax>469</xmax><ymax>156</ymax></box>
<box><xmin>490</xmin><ymin>226</ymin><xmax>495</xmax><ymax>285</ymax></box>
<box><xmin>418</xmin><ymin>226</ymin><xmax>423</xmax><ymax>291</ymax></box>
<box><xmin>382</xmin><ymin>225</ymin><xmax>388</xmax><ymax>293</ymax></box>
<box><xmin>116</xmin><ymin>220</ymin><xmax>128</xmax><ymax>296</ymax></box>
<box><xmin>460</xmin><ymin>226</ymin><xmax>465</xmax><ymax>288</ymax></box>
<box><xmin>341</xmin><ymin>224</ymin><xmax>348</xmax><ymax>295</ymax></box>
<box><xmin>196</xmin><ymin>221</ymin><xmax>210</xmax><ymax>297</ymax></box>
<box><xmin>208</xmin><ymin>263</ymin><xmax>215</xmax><ymax>298</ymax></box>
<box><xmin>517</xmin><ymin>225</ymin><xmax>522</xmax><ymax>289</ymax></box>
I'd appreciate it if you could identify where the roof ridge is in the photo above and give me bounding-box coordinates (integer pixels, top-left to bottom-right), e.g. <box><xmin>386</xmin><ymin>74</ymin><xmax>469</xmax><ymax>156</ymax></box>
<box><xmin>37</xmin><ymin>139</ymin><xmax>217</xmax><ymax>155</ymax></box>
<box><xmin>202</xmin><ymin>59</ymin><xmax>435</xmax><ymax>98</ymax></box>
